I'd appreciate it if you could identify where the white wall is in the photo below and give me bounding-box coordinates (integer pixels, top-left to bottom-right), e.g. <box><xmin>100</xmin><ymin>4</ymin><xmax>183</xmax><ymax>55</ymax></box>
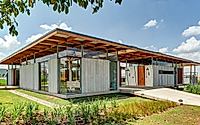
<box><xmin>145</xmin><ymin>65</ymin><xmax>154</xmax><ymax>87</ymax></box>
<box><xmin>8</xmin><ymin>69</ymin><xmax>14</xmax><ymax>86</ymax></box>
<box><xmin>153</xmin><ymin>65</ymin><xmax>175</xmax><ymax>87</ymax></box>
<box><xmin>81</xmin><ymin>58</ymin><xmax>110</xmax><ymax>94</ymax></box>
<box><xmin>19</xmin><ymin>64</ymin><xmax>39</xmax><ymax>90</ymax></box>
<box><xmin>48</xmin><ymin>58</ymin><xmax>59</xmax><ymax>93</ymax></box>
<box><xmin>126</xmin><ymin>65</ymin><xmax>138</xmax><ymax>86</ymax></box>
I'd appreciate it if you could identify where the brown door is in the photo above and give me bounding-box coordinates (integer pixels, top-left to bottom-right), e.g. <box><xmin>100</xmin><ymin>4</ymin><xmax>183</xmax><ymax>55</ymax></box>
<box><xmin>178</xmin><ymin>68</ymin><xmax>183</xmax><ymax>84</ymax></box>
<box><xmin>138</xmin><ymin>66</ymin><xmax>145</xmax><ymax>86</ymax></box>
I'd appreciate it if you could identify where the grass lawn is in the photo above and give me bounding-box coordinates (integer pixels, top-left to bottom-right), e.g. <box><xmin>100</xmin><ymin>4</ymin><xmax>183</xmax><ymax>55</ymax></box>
<box><xmin>17</xmin><ymin>89</ymin><xmax>72</xmax><ymax>105</ymax></box>
<box><xmin>0</xmin><ymin>79</ymin><xmax>6</xmax><ymax>86</ymax></box>
<box><xmin>17</xmin><ymin>89</ymin><xmax>150</xmax><ymax>105</ymax></box>
<box><xmin>134</xmin><ymin>105</ymin><xmax>200</xmax><ymax>125</ymax></box>
<box><xmin>0</xmin><ymin>90</ymin><xmax>47</xmax><ymax>110</ymax></box>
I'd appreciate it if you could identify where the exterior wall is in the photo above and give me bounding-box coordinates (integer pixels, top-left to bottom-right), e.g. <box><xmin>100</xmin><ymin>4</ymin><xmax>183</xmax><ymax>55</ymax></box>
<box><xmin>20</xmin><ymin>64</ymin><xmax>34</xmax><ymax>89</ymax></box>
<box><xmin>33</xmin><ymin>63</ymin><xmax>39</xmax><ymax>90</ymax></box>
<box><xmin>48</xmin><ymin>58</ymin><xmax>59</xmax><ymax>94</ymax></box>
<box><xmin>81</xmin><ymin>58</ymin><xmax>110</xmax><ymax>94</ymax></box>
<box><xmin>19</xmin><ymin>63</ymin><xmax>39</xmax><ymax>90</ymax></box>
<box><xmin>126</xmin><ymin>65</ymin><xmax>138</xmax><ymax>86</ymax></box>
<box><xmin>153</xmin><ymin>65</ymin><xmax>174</xmax><ymax>87</ymax></box>
<box><xmin>8</xmin><ymin>69</ymin><xmax>14</xmax><ymax>86</ymax></box>
<box><xmin>145</xmin><ymin>65</ymin><xmax>154</xmax><ymax>87</ymax></box>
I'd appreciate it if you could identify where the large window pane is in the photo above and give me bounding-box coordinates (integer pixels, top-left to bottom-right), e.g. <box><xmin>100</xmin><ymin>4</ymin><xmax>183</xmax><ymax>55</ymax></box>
<box><xmin>110</xmin><ymin>61</ymin><xmax>117</xmax><ymax>90</ymax></box>
<box><xmin>59</xmin><ymin>57</ymin><xmax>81</xmax><ymax>94</ymax></box>
<box><xmin>39</xmin><ymin>61</ymin><xmax>48</xmax><ymax>92</ymax></box>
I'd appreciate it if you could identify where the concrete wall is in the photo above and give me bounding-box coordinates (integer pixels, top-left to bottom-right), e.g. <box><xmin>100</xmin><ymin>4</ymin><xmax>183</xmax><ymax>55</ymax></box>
<box><xmin>153</xmin><ymin>65</ymin><xmax>174</xmax><ymax>87</ymax></box>
<box><xmin>8</xmin><ymin>69</ymin><xmax>14</xmax><ymax>86</ymax></box>
<box><xmin>145</xmin><ymin>65</ymin><xmax>154</xmax><ymax>87</ymax></box>
<box><xmin>48</xmin><ymin>58</ymin><xmax>59</xmax><ymax>93</ymax></box>
<box><xmin>126</xmin><ymin>65</ymin><xmax>138</xmax><ymax>86</ymax></box>
<box><xmin>81</xmin><ymin>58</ymin><xmax>110</xmax><ymax>94</ymax></box>
<box><xmin>19</xmin><ymin>63</ymin><xmax>39</xmax><ymax>90</ymax></box>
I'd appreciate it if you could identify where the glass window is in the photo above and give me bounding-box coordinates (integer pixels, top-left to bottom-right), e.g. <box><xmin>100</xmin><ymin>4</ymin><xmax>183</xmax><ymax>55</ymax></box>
<box><xmin>59</xmin><ymin>57</ymin><xmax>81</xmax><ymax>94</ymax></box>
<box><xmin>110</xmin><ymin>61</ymin><xmax>117</xmax><ymax>90</ymax></box>
<box><xmin>39</xmin><ymin>61</ymin><xmax>48</xmax><ymax>92</ymax></box>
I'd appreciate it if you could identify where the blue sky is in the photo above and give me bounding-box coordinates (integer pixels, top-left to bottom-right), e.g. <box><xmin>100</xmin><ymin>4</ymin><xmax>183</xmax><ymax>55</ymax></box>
<box><xmin>1</xmin><ymin>0</ymin><xmax>200</xmax><ymax>69</ymax></box>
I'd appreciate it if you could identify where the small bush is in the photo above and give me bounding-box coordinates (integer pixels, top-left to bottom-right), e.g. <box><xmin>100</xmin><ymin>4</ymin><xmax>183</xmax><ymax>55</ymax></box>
<box><xmin>184</xmin><ymin>84</ymin><xmax>200</xmax><ymax>95</ymax></box>
<box><xmin>0</xmin><ymin>98</ymin><xmax>177</xmax><ymax>125</ymax></box>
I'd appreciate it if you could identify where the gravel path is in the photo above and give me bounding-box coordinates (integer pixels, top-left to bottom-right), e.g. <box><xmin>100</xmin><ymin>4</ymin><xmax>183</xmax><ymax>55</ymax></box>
<box><xmin>8</xmin><ymin>90</ymin><xmax>58</xmax><ymax>108</ymax></box>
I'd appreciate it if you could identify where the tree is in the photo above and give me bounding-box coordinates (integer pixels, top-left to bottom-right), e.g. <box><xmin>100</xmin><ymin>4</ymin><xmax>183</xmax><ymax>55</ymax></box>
<box><xmin>0</xmin><ymin>0</ymin><xmax>122</xmax><ymax>36</ymax></box>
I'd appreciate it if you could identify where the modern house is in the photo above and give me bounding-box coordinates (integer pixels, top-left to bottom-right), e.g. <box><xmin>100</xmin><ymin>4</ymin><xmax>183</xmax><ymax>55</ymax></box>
<box><xmin>0</xmin><ymin>28</ymin><xmax>199</xmax><ymax>97</ymax></box>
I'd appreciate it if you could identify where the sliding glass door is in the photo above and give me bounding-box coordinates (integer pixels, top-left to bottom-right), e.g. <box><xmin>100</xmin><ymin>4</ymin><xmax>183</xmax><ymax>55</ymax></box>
<box><xmin>39</xmin><ymin>61</ymin><xmax>49</xmax><ymax>92</ymax></box>
<box><xmin>110</xmin><ymin>61</ymin><xmax>117</xmax><ymax>90</ymax></box>
<box><xmin>60</xmin><ymin>57</ymin><xmax>81</xmax><ymax>94</ymax></box>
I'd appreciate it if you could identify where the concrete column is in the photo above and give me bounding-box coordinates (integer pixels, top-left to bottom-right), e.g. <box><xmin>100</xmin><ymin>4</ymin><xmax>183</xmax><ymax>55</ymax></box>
<box><xmin>48</xmin><ymin>58</ymin><xmax>59</xmax><ymax>94</ymax></box>
<box><xmin>33</xmin><ymin>53</ymin><xmax>36</xmax><ymax>63</ymax></box>
<box><xmin>106</xmin><ymin>50</ymin><xmax>108</xmax><ymax>59</ymax></box>
<box><xmin>190</xmin><ymin>65</ymin><xmax>192</xmax><ymax>84</ymax></box>
<box><xmin>194</xmin><ymin>65</ymin><xmax>197</xmax><ymax>84</ymax></box>
<box><xmin>80</xmin><ymin>45</ymin><xmax>84</xmax><ymax>93</ymax></box>
<box><xmin>116</xmin><ymin>50</ymin><xmax>120</xmax><ymax>90</ymax></box>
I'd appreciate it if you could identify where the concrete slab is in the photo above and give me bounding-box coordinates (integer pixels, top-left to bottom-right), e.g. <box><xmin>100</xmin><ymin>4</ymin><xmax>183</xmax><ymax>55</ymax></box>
<box><xmin>134</xmin><ymin>88</ymin><xmax>200</xmax><ymax>106</ymax></box>
<box><xmin>0</xmin><ymin>86</ymin><xmax>19</xmax><ymax>90</ymax></box>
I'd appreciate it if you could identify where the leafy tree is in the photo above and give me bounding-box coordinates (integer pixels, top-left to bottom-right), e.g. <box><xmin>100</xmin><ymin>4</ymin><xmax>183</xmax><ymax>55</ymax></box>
<box><xmin>0</xmin><ymin>0</ymin><xmax>122</xmax><ymax>36</ymax></box>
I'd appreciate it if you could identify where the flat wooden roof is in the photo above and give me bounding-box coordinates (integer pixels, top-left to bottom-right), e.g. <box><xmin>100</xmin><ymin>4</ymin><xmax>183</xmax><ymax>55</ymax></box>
<box><xmin>0</xmin><ymin>28</ymin><xmax>199</xmax><ymax>66</ymax></box>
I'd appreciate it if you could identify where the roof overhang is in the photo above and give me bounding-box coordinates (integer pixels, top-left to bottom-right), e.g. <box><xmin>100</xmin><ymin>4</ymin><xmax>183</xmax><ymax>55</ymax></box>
<box><xmin>0</xmin><ymin>28</ymin><xmax>200</xmax><ymax>66</ymax></box>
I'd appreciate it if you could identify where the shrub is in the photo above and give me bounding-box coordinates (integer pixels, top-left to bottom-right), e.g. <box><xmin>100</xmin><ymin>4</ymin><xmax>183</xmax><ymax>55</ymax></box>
<box><xmin>0</xmin><ymin>98</ymin><xmax>177</xmax><ymax>125</ymax></box>
<box><xmin>184</xmin><ymin>84</ymin><xmax>200</xmax><ymax>95</ymax></box>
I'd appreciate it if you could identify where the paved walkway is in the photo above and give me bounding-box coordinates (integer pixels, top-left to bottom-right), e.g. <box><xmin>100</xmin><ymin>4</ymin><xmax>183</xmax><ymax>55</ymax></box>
<box><xmin>8</xmin><ymin>90</ymin><xmax>58</xmax><ymax>108</ymax></box>
<box><xmin>0</xmin><ymin>86</ymin><xmax>19</xmax><ymax>90</ymax></box>
<box><xmin>134</xmin><ymin>88</ymin><xmax>200</xmax><ymax>106</ymax></box>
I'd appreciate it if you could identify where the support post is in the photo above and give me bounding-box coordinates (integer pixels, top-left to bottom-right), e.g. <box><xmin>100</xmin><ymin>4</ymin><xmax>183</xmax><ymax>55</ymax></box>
<box><xmin>33</xmin><ymin>53</ymin><xmax>36</xmax><ymax>63</ymax></box>
<box><xmin>194</xmin><ymin>65</ymin><xmax>197</xmax><ymax>84</ymax></box>
<box><xmin>116</xmin><ymin>50</ymin><xmax>120</xmax><ymax>90</ymax></box>
<box><xmin>125</xmin><ymin>59</ymin><xmax>128</xmax><ymax>86</ymax></box>
<box><xmin>56</xmin><ymin>45</ymin><xmax>60</xmax><ymax>94</ymax></box>
<box><xmin>80</xmin><ymin>45</ymin><xmax>84</xmax><ymax>93</ymax></box>
<box><xmin>190</xmin><ymin>65</ymin><xmax>192</xmax><ymax>84</ymax></box>
<box><xmin>26</xmin><ymin>56</ymin><xmax>28</xmax><ymax>65</ymax></box>
<box><xmin>106</xmin><ymin>50</ymin><xmax>108</xmax><ymax>59</ymax></box>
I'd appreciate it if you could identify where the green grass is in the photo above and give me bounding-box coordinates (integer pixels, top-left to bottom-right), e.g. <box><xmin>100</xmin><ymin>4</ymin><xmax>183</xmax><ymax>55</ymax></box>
<box><xmin>134</xmin><ymin>105</ymin><xmax>200</xmax><ymax>125</ymax></box>
<box><xmin>17</xmin><ymin>89</ymin><xmax>150</xmax><ymax>106</ymax></box>
<box><xmin>17</xmin><ymin>89</ymin><xmax>72</xmax><ymax>105</ymax></box>
<box><xmin>0</xmin><ymin>79</ymin><xmax>6</xmax><ymax>86</ymax></box>
<box><xmin>0</xmin><ymin>90</ymin><xmax>47</xmax><ymax>111</ymax></box>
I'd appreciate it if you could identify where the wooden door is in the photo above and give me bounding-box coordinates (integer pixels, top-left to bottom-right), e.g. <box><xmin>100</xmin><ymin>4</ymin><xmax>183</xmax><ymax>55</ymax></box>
<box><xmin>178</xmin><ymin>68</ymin><xmax>183</xmax><ymax>84</ymax></box>
<box><xmin>138</xmin><ymin>66</ymin><xmax>145</xmax><ymax>86</ymax></box>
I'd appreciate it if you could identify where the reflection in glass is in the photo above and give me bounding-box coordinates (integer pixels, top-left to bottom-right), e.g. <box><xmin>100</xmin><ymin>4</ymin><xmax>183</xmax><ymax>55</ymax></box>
<box><xmin>39</xmin><ymin>61</ymin><xmax>48</xmax><ymax>92</ymax></box>
<box><xmin>60</xmin><ymin>57</ymin><xmax>80</xmax><ymax>94</ymax></box>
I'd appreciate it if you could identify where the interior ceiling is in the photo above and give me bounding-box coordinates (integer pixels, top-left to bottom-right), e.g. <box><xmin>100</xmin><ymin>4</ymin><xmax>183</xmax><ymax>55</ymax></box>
<box><xmin>0</xmin><ymin>28</ymin><xmax>199</xmax><ymax>66</ymax></box>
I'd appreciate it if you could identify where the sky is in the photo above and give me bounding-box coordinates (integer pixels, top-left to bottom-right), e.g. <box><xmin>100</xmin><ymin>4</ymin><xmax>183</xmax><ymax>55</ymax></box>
<box><xmin>1</xmin><ymin>0</ymin><xmax>200</xmax><ymax>71</ymax></box>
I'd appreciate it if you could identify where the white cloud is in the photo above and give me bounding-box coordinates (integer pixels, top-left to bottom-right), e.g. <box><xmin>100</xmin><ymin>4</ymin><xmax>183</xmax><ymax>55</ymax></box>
<box><xmin>143</xmin><ymin>45</ymin><xmax>157</xmax><ymax>51</ymax></box>
<box><xmin>118</xmin><ymin>40</ymin><xmax>123</xmax><ymax>44</ymax></box>
<box><xmin>0</xmin><ymin>52</ymin><xmax>7</xmax><ymax>69</ymax></box>
<box><xmin>173</xmin><ymin>37</ymin><xmax>200</xmax><ymax>62</ymax></box>
<box><xmin>26</xmin><ymin>22</ymin><xmax>72</xmax><ymax>43</ymax></box>
<box><xmin>40</xmin><ymin>22</ymin><xmax>72</xmax><ymax>31</ymax></box>
<box><xmin>144</xmin><ymin>19</ymin><xmax>158</xmax><ymax>29</ymax></box>
<box><xmin>182</xmin><ymin>26</ymin><xmax>200</xmax><ymax>37</ymax></box>
<box><xmin>173</xmin><ymin>37</ymin><xmax>200</xmax><ymax>53</ymax></box>
<box><xmin>0</xmin><ymin>35</ymin><xmax>21</xmax><ymax>50</ymax></box>
<box><xmin>26</xmin><ymin>34</ymin><xmax>43</xmax><ymax>43</ymax></box>
<box><xmin>158</xmin><ymin>47</ymin><xmax>168</xmax><ymax>53</ymax></box>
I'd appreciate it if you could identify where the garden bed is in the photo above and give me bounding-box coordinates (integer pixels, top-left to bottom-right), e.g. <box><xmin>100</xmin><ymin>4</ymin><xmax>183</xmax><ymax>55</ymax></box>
<box><xmin>0</xmin><ymin>90</ymin><xmax>177</xmax><ymax>124</ymax></box>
